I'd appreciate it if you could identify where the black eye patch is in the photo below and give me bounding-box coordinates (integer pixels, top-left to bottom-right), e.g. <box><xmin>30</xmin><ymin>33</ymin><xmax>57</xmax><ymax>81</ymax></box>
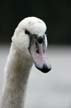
<box><xmin>37</xmin><ymin>36</ymin><xmax>43</xmax><ymax>44</ymax></box>
<box><xmin>25</xmin><ymin>29</ymin><xmax>31</xmax><ymax>35</ymax></box>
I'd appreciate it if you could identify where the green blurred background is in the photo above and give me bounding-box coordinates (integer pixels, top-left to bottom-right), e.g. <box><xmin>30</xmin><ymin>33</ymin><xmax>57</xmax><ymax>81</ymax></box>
<box><xmin>0</xmin><ymin>0</ymin><xmax>71</xmax><ymax>45</ymax></box>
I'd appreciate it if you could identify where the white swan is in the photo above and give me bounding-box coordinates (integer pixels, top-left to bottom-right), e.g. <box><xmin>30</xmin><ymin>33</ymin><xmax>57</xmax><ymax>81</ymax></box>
<box><xmin>0</xmin><ymin>17</ymin><xmax>51</xmax><ymax>108</ymax></box>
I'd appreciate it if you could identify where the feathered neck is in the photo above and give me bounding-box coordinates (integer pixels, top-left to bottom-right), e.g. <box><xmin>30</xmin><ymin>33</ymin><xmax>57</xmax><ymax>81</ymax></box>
<box><xmin>1</xmin><ymin>42</ymin><xmax>32</xmax><ymax>108</ymax></box>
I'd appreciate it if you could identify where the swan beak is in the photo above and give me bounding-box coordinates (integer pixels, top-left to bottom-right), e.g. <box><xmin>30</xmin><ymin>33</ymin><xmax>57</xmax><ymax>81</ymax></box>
<box><xmin>36</xmin><ymin>64</ymin><xmax>51</xmax><ymax>73</ymax></box>
<box><xmin>30</xmin><ymin>40</ymin><xmax>51</xmax><ymax>73</ymax></box>
<box><xmin>34</xmin><ymin>51</ymin><xmax>51</xmax><ymax>73</ymax></box>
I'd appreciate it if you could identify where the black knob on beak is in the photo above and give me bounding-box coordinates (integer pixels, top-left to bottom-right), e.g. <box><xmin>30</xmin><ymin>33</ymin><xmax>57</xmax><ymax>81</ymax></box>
<box><xmin>37</xmin><ymin>36</ymin><xmax>43</xmax><ymax>44</ymax></box>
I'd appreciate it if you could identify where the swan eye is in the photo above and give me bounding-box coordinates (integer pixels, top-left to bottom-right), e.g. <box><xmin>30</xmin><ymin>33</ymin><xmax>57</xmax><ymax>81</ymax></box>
<box><xmin>37</xmin><ymin>36</ymin><xmax>43</xmax><ymax>44</ymax></box>
<box><xmin>25</xmin><ymin>29</ymin><xmax>30</xmax><ymax>35</ymax></box>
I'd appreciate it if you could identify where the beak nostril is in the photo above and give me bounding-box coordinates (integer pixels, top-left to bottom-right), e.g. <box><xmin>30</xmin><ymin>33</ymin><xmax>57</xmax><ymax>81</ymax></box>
<box><xmin>37</xmin><ymin>37</ymin><xmax>43</xmax><ymax>44</ymax></box>
<box><xmin>36</xmin><ymin>49</ymin><xmax>40</xmax><ymax>54</ymax></box>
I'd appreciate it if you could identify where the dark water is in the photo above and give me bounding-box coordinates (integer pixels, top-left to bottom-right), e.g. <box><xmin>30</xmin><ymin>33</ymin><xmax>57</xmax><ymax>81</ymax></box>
<box><xmin>0</xmin><ymin>45</ymin><xmax>71</xmax><ymax>108</ymax></box>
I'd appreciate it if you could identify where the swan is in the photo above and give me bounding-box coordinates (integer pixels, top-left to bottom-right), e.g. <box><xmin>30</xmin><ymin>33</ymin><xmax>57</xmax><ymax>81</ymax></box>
<box><xmin>0</xmin><ymin>17</ymin><xmax>51</xmax><ymax>108</ymax></box>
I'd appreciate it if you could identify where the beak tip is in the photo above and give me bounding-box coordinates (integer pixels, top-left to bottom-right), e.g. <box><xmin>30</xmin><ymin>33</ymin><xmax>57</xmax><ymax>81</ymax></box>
<box><xmin>36</xmin><ymin>64</ymin><xmax>52</xmax><ymax>73</ymax></box>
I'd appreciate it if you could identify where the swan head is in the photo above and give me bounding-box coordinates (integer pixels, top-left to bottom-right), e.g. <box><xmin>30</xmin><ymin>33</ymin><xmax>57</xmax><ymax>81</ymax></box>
<box><xmin>12</xmin><ymin>17</ymin><xmax>51</xmax><ymax>73</ymax></box>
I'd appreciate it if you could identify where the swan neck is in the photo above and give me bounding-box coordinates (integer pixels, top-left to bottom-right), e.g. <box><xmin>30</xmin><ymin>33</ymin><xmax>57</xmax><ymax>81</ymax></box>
<box><xmin>1</xmin><ymin>43</ymin><xmax>32</xmax><ymax>108</ymax></box>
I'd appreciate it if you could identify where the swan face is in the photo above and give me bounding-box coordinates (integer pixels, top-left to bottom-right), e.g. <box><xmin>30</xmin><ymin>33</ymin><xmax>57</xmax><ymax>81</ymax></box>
<box><xmin>12</xmin><ymin>17</ymin><xmax>51</xmax><ymax>73</ymax></box>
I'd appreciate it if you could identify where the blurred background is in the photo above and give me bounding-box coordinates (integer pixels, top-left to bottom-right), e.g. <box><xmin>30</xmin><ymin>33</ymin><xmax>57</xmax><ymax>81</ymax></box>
<box><xmin>0</xmin><ymin>0</ymin><xmax>71</xmax><ymax>108</ymax></box>
<box><xmin>0</xmin><ymin>0</ymin><xmax>71</xmax><ymax>45</ymax></box>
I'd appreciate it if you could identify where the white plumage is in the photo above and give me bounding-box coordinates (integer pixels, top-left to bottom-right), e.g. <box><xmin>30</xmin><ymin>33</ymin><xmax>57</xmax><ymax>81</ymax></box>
<box><xmin>0</xmin><ymin>17</ymin><xmax>51</xmax><ymax>108</ymax></box>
